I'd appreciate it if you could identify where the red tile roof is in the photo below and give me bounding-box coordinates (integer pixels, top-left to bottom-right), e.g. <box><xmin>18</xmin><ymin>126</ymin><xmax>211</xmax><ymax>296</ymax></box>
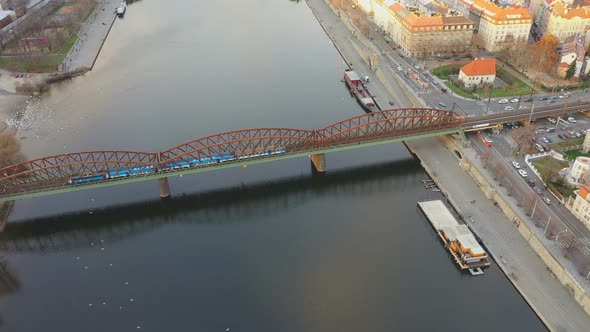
<box><xmin>460</xmin><ymin>58</ymin><xmax>496</xmax><ymax>76</ymax></box>
<box><xmin>579</xmin><ymin>185</ymin><xmax>590</xmax><ymax>199</ymax></box>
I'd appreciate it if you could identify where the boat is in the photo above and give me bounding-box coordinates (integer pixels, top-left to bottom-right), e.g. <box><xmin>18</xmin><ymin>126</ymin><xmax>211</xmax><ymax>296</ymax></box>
<box><xmin>116</xmin><ymin>2</ymin><xmax>127</xmax><ymax>17</ymax></box>
<box><xmin>343</xmin><ymin>69</ymin><xmax>376</xmax><ymax>112</ymax></box>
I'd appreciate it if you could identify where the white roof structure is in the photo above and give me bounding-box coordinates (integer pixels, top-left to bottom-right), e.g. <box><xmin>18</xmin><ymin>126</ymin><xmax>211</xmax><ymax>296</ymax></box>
<box><xmin>418</xmin><ymin>200</ymin><xmax>459</xmax><ymax>229</ymax></box>
<box><xmin>457</xmin><ymin>234</ymin><xmax>485</xmax><ymax>256</ymax></box>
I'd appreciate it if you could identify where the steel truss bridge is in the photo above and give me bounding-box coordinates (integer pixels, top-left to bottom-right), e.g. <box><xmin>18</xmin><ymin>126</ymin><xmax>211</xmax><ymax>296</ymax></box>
<box><xmin>0</xmin><ymin>108</ymin><xmax>463</xmax><ymax>202</ymax></box>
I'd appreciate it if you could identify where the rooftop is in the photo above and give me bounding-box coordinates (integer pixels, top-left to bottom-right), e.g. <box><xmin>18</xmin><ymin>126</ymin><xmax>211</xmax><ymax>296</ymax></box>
<box><xmin>460</xmin><ymin>58</ymin><xmax>497</xmax><ymax>76</ymax></box>
<box><xmin>470</xmin><ymin>0</ymin><xmax>533</xmax><ymax>22</ymax></box>
<box><xmin>578</xmin><ymin>185</ymin><xmax>590</xmax><ymax>199</ymax></box>
<box><xmin>550</xmin><ymin>1</ymin><xmax>590</xmax><ymax>19</ymax></box>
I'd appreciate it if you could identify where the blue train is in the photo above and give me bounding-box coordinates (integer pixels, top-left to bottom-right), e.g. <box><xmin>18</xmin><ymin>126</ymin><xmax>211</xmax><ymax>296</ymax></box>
<box><xmin>67</xmin><ymin>147</ymin><xmax>287</xmax><ymax>185</ymax></box>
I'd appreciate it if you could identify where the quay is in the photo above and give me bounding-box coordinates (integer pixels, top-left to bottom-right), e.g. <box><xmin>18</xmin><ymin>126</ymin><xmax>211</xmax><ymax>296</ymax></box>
<box><xmin>418</xmin><ymin>200</ymin><xmax>490</xmax><ymax>273</ymax></box>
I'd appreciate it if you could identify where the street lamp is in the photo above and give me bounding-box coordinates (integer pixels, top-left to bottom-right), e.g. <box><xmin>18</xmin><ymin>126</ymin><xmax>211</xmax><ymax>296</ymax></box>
<box><xmin>555</xmin><ymin>228</ymin><xmax>568</xmax><ymax>242</ymax></box>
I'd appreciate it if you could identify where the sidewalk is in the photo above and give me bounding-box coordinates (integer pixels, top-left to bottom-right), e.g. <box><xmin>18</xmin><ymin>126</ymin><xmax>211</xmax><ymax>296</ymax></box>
<box><xmin>62</xmin><ymin>0</ymin><xmax>119</xmax><ymax>71</ymax></box>
<box><xmin>409</xmin><ymin>137</ymin><xmax>590</xmax><ymax>332</ymax></box>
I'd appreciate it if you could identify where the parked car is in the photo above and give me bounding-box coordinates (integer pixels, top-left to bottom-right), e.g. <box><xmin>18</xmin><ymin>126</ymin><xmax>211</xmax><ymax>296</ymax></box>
<box><xmin>441</xmin><ymin>88</ymin><xmax>448</xmax><ymax>93</ymax></box>
<box><xmin>547</xmin><ymin>118</ymin><xmax>557</xmax><ymax>124</ymax></box>
<box><xmin>558</xmin><ymin>133</ymin><xmax>566</xmax><ymax>140</ymax></box>
<box><xmin>567</xmin><ymin>116</ymin><xmax>577</xmax><ymax>123</ymax></box>
<box><xmin>582</xmin><ymin>129</ymin><xmax>588</xmax><ymax>135</ymax></box>
<box><xmin>527</xmin><ymin>179</ymin><xmax>536</xmax><ymax>187</ymax></box>
<box><xmin>518</xmin><ymin>105</ymin><xmax>528</xmax><ymax>110</ymax></box>
<box><xmin>498</xmin><ymin>99</ymin><xmax>509</xmax><ymax>104</ymax></box>
<box><xmin>438</xmin><ymin>102</ymin><xmax>448</xmax><ymax>108</ymax></box>
<box><xmin>510</xmin><ymin>98</ymin><xmax>519</xmax><ymax>103</ymax></box>
<box><xmin>546</xmin><ymin>127</ymin><xmax>556</xmax><ymax>133</ymax></box>
<box><xmin>518</xmin><ymin>169</ymin><xmax>528</xmax><ymax>178</ymax></box>
<box><xmin>541</xmin><ymin>136</ymin><xmax>550</xmax><ymax>143</ymax></box>
<box><xmin>575</xmin><ymin>131</ymin><xmax>582</xmax><ymax>138</ymax></box>
<box><xmin>540</xmin><ymin>97</ymin><xmax>548</xmax><ymax>101</ymax></box>
<box><xmin>504</xmin><ymin>106</ymin><xmax>514</xmax><ymax>111</ymax></box>
<box><xmin>534</xmin><ymin>143</ymin><xmax>545</xmax><ymax>152</ymax></box>
<box><xmin>523</xmin><ymin>97</ymin><xmax>533</xmax><ymax>102</ymax></box>
<box><xmin>534</xmin><ymin>187</ymin><xmax>543</xmax><ymax>195</ymax></box>
<box><xmin>543</xmin><ymin>197</ymin><xmax>552</xmax><ymax>205</ymax></box>
<box><xmin>397</xmin><ymin>66</ymin><xmax>403</xmax><ymax>71</ymax></box>
<box><xmin>512</xmin><ymin>161</ymin><xmax>521</xmax><ymax>169</ymax></box>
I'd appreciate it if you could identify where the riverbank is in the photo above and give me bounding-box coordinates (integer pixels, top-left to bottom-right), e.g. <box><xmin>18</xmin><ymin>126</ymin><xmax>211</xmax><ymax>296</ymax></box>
<box><xmin>306</xmin><ymin>0</ymin><xmax>590</xmax><ymax>330</ymax></box>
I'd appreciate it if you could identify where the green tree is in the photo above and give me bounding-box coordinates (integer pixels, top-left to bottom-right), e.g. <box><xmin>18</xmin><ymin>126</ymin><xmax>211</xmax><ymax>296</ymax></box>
<box><xmin>566</xmin><ymin>57</ymin><xmax>577</xmax><ymax>79</ymax></box>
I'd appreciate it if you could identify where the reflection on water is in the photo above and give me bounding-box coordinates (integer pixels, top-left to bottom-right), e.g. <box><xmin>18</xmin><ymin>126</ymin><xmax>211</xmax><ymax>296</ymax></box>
<box><xmin>1</xmin><ymin>159</ymin><xmax>419</xmax><ymax>253</ymax></box>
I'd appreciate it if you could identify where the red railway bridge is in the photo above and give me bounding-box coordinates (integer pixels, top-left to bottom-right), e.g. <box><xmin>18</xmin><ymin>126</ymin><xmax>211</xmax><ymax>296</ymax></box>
<box><xmin>0</xmin><ymin>108</ymin><xmax>463</xmax><ymax>202</ymax></box>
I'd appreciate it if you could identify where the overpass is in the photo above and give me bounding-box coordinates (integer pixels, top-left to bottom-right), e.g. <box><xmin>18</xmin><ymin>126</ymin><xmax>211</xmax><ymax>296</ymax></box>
<box><xmin>0</xmin><ymin>108</ymin><xmax>463</xmax><ymax>202</ymax></box>
<box><xmin>461</xmin><ymin>100</ymin><xmax>590</xmax><ymax>131</ymax></box>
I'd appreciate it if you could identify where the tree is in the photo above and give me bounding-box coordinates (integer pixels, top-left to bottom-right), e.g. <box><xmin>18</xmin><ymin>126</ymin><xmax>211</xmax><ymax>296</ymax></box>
<box><xmin>530</xmin><ymin>34</ymin><xmax>560</xmax><ymax>74</ymax></box>
<box><xmin>0</xmin><ymin>132</ymin><xmax>24</xmax><ymax>168</ymax></box>
<box><xmin>511</xmin><ymin>126</ymin><xmax>534</xmax><ymax>154</ymax></box>
<box><xmin>566</xmin><ymin>57</ymin><xmax>577</xmax><ymax>79</ymax></box>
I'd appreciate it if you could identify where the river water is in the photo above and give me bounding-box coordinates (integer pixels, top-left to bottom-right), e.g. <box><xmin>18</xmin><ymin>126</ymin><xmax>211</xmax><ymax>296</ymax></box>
<box><xmin>0</xmin><ymin>0</ymin><xmax>545</xmax><ymax>331</ymax></box>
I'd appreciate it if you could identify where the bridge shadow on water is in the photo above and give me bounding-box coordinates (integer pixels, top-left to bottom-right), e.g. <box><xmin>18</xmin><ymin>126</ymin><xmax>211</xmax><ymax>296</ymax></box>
<box><xmin>0</xmin><ymin>158</ymin><xmax>423</xmax><ymax>253</ymax></box>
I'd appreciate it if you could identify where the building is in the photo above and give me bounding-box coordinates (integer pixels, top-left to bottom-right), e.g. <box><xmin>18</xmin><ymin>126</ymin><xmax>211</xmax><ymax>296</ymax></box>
<box><xmin>373</xmin><ymin>0</ymin><xmax>396</xmax><ymax>31</ymax></box>
<box><xmin>557</xmin><ymin>33</ymin><xmax>589</xmax><ymax>78</ymax></box>
<box><xmin>0</xmin><ymin>10</ymin><xmax>14</xmax><ymax>29</ymax></box>
<box><xmin>540</xmin><ymin>0</ymin><xmax>590</xmax><ymax>47</ymax></box>
<box><xmin>387</xmin><ymin>2</ymin><xmax>474</xmax><ymax>57</ymax></box>
<box><xmin>473</xmin><ymin>0</ymin><xmax>533</xmax><ymax>52</ymax></box>
<box><xmin>458</xmin><ymin>58</ymin><xmax>496</xmax><ymax>87</ymax></box>
<box><xmin>571</xmin><ymin>185</ymin><xmax>590</xmax><ymax>230</ymax></box>
<box><xmin>570</xmin><ymin>156</ymin><xmax>590</xmax><ymax>183</ymax></box>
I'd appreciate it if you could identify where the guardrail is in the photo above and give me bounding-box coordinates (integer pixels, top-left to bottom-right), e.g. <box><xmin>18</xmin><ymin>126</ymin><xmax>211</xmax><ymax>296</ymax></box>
<box><xmin>59</xmin><ymin>0</ymin><xmax>104</xmax><ymax>72</ymax></box>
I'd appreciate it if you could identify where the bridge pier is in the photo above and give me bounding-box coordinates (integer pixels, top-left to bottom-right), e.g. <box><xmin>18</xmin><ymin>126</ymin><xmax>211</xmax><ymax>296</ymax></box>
<box><xmin>310</xmin><ymin>153</ymin><xmax>326</xmax><ymax>173</ymax></box>
<box><xmin>158</xmin><ymin>177</ymin><xmax>171</xmax><ymax>198</ymax></box>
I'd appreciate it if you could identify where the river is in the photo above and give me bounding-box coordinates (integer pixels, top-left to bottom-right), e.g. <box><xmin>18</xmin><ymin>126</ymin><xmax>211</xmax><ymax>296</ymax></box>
<box><xmin>0</xmin><ymin>0</ymin><xmax>545</xmax><ymax>331</ymax></box>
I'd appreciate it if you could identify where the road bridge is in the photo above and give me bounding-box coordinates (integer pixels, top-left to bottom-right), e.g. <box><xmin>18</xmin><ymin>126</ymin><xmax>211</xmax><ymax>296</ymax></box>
<box><xmin>0</xmin><ymin>108</ymin><xmax>462</xmax><ymax>202</ymax></box>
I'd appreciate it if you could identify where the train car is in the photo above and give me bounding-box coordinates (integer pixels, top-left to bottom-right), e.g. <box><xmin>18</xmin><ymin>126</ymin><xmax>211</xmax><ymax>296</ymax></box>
<box><xmin>68</xmin><ymin>173</ymin><xmax>107</xmax><ymax>184</ymax></box>
<box><xmin>109</xmin><ymin>168</ymin><xmax>130</xmax><ymax>178</ymax></box>
<box><xmin>130</xmin><ymin>165</ymin><xmax>154</xmax><ymax>175</ymax></box>
<box><xmin>476</xmin><ymin>131</ymin><xmax>493</xmax><ymax>147</ymax></box>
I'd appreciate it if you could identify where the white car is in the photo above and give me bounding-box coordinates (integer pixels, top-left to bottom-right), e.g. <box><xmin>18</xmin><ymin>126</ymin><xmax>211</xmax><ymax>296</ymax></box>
<box><xmin>518</xmin><ymin>105</ymin><xmax>528</xmax><ymax>110</ymax></box>
<box><xmin>512</xmin><ymin>161</ymin><xmax>521</xmax><ymax>169</ymax></box>
<box><xmin>559</xmin><ymin>95</ymin><xmax>566</xmax><ymax>99</ymax></box>
<box><xmin>547</xmin><ymin>118</ymin><xmax>557</xmax><ymax>124</ymax></box>
<box><xmin>567</xmin><ymin>116</ymin><xmax>577</xmax><ymax>123</ymax></box>
<box><xmin>397</xmin><ymin>66</ymin><xmax>403</xmax><ymax>71</ymax></box>
<box><xmin>543</xmin><ymin>197</ymin><xmax>552</xmax><ymax>205</ymax></box>
<box><xmin>510</xmin><ymin>98</ymin><xmax>519</xmax><ymax>103</ymax></box>
<box><xmin>518</xmin><ymin>169</ymin><xmax>528</xmax><ymax>177</ymax></box>
<box><xmin>498</xmin><ymin>99</ymin><xmax>509</xmax><ymax>104</ymax></box>
<box><xmin>504</xmin><ymin>106</ymin><xmax>514</xmax><ymax>111</ymax></box>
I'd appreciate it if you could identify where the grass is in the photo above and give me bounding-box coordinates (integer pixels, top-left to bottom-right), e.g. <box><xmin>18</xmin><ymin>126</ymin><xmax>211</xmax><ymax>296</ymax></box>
<box><xmin>550</xmin><ymin>138</ymin><xmax>584</xmax><ymax>150</ymax></box>
<box><xmin>0</xmin><ymin>35</ymin><xmax>77</xmax><ymax>72</ymax></box>
<box><xmin>432</xmin><ymin>64</ymin><xmax>462</xmax><ymax>80</ymax></box>
<box><xmin>564</xmin><ymin>149</ymin><xmax>590</xmax><ymax>159</ymax></box>
<box><xmin>531</xmin><ymin>157</ymin><xmax>573</xmax><ymax>198</ymax></box>
<box><xmin>431</xmin><ymin>64</ymin><xmax>531</xmax><ymax>98</ymax></box>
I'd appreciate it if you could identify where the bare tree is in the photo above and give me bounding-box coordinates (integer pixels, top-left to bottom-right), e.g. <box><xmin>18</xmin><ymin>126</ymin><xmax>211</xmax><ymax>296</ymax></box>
<box><xmin>511</xmin><ymin>126</ymin><xmax>534</xmax><ymax>155</ymax></box>
<box><xmin>0</xmin><ymin>132</ymin><xmax>24</xmax><ymax>168</ymax></box>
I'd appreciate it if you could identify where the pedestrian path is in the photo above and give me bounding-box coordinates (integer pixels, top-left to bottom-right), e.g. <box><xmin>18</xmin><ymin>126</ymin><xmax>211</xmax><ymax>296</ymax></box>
<box><xmin>61</xmin><ymin>0</ymin><xmax>119</xmax><ymax>71</ymax></box>
<box><xmin>409</xmin><ymin>137</ymin><xmax>590</xmax><ymax>332</ymax></box>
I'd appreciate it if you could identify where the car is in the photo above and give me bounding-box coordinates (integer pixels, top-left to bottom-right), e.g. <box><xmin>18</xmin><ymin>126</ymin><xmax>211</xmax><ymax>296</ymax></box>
<box><xmin>389</xmin><ymin>101</ymin><xmax>395</xmax><ymax>106</ymax></box>
<box><xmin>441</xmin><ymin>88</ymin><xmax>448</xmax><ymax>93</ymax></box>
<box><xmin>518</xmin><ymin>169</ymin><xmax>528</xmax><ymax>178</ymax></box>
<box><xmin>546</xmin><ymin>136</ymin><xmax>553</xmax><ymax>143</ymax></box>
<box><xmin>543</xmin><ymin>197</ymin><xmax>552</xmax><ymax>205</ymax></box>
<box><xmin>540</xmin><ymin>97</ymin><xmax>548</xmax><ymax>101</ymax></box>
<box><xmin>534</xmin><ymin>143</ymin><xmax>545</xmax><ymax>152</ymax></box>
<box><xmin>549</xmin><ymin>100</ymin><xmax>556</xmax><ymax>104</ymax></box>
<box><xmin>523</xmin><ymin>97</ymin><xmax>533</xmax><ymax>102</ymax></box>
<box><xmin>558</xmin><ymin>133</ymin><xmax>566</xmax><ymax>140</ymax></box>
<box><xmin>527</xmin><ymin>179</ymin><xmax>535</xmax><ymax>187</ymax></box>
<box><xmin>431</xmin><ymin>80</ymin><xmax>438</xmax><ymax>85</ymax></box>
<box><xmin>535</xmin><ymin>128</ymin><xmax>546</xmax><ymax>134</ymax></box>
<box><xmin>510</xmin><ymin>98</ymin><xmax>519</xmax><ymax>103</ymax></box>
<box><xmin>551</xmin><ymin>96</ymin><xmax>559</xmax><ymax>100</ymax></box>
<box><xmin>559</xmin><ymin>95</ymin><xmax>566</xmax><ymax>99</ymax></box>
<box><xmin>582</xmin><ymin>129</ymin><xmax>588</xmax><ymax>135</ymax></box>
<box><xmin>512</xmin><ymin>161</ymin><xmax>521</xmax><ymax>169</ymax></box>
<box><xmin>575</xmin><ymin>131</ymin><xmax>582</xmax><ymax>138</ymax></box>
<box><xmin>541</xmin><ymin>136</ymin><xmax>550</xmax><ymax>143</ymax></box>
<box><xmin>414</xmin><ymin>65</ymin><xmax>420</xmax><ymax>70</ymax></box>
<box><xmin>438</xmin><ymin>102</ymin><xmax>448</xmax><ymax>108</ymax></box>
<box><xmin>546</xmin><ymin>127</ymin><xmax>556</xmax><ymax>133</ymax></box>
<box><xmin>504</xmin><ymin>106</ymin><xmax>514</xmax><ymax>111</ymax></box>
<box><xmin>397</xmin><ymin>66</ymin><xmax>403</xmax><ymax>71</ymax></box>
<box><xmin>534</xmin><ymin>187</ymin><xmax>543</xmax><ymax>195</ymax></box>
<box><xmin>498</xmin><ymin>99</ymin><xmax>509</xmax><ymax>104</ymax></box>
<box><xmin>567</xmin><ymin>116</ymin><xmax>576</xmax><ymax>123</ymax></box>
<box><xmin>518</xmin><ymin>105</ymin><xmax>528</xmax><ymax>110</ymax></box>
<box><xmin>547</xmin><ymin>118</ymin><xmax>557</xmax><ymax>124</ymax></box>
